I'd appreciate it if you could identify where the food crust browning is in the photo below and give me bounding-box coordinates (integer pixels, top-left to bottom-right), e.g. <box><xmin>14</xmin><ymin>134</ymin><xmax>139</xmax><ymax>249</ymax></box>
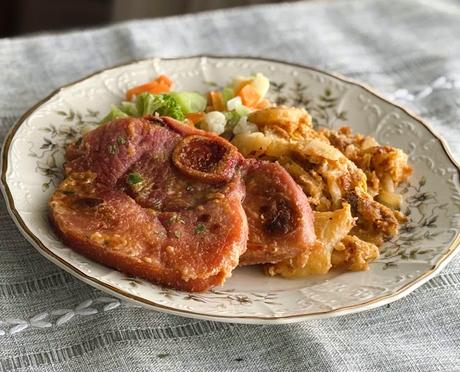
<box><xmin>51</xmin><ymin>116</ymin><xmax>316</xmax><ymax>290</ymax></box>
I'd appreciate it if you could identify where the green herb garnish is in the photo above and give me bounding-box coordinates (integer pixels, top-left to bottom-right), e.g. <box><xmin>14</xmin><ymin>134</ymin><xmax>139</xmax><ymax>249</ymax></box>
<box><xmin>117</xmin><ymin>136</ymin><xmax>126</xmax><ymax>145</ymax></box>
<box><xmin>194</xmin><ymin>223</ymin><xmax>206</xmax><ymax>234</ymax></box>
<box><xmin>127</xmin><ymin>172</ymin><xmax>144</xmax><ymax>184</ymax></box>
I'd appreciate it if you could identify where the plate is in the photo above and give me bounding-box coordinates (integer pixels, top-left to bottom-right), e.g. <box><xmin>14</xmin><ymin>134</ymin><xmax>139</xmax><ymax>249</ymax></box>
<box><xmin>1</xmin><ymin>56</ymin><xmax>460</xmax><ymax>324</ymax></box>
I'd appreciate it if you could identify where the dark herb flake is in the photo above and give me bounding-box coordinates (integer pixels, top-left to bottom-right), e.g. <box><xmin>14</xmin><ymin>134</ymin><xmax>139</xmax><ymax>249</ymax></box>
<box><xmin>117</xmin><ymin>136</ymin><xmax>127</xmax><ymax>145</ymax></box>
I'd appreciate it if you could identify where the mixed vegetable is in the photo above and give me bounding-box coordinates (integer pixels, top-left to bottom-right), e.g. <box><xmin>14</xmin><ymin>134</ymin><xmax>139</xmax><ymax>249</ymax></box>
<box><xmin>101</xmin><ymin>73</ymin><xmax>272</xmax><ymax>137</ymax></box>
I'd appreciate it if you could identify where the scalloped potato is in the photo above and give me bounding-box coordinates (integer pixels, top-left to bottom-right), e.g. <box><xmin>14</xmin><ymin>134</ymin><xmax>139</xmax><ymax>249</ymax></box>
<box><xmin>230</xmin><ymin>108</ymin><xmax>411</xmax><ymax>277</ymax></box>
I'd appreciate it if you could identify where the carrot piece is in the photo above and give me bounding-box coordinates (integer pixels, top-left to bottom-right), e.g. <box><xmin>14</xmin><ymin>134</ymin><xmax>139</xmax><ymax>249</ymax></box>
<box><xmin>209</xmin><ymin>91</ymin><xmax>225</xmax><ymax>111</ymax></box>
<box><xmin>156</xmin><ymin>74</ymin><xmax>172</xmax><ymax>87</ymax></box>
<box><xmin>237</xmin><ymin>83</ymin><xmax>261</xmax><ymax>108</ymax></box>
<box><xmin>254</xmin><ymin>98</ymin><xmax>271</xmax><ymax>109</ymax></box>
<box><xmin>126</xmin><ymin>75</ymin><xmax>173</xmax><ymax>100</ymax></box>
<box><xmin>233</xmin><ymin>79</ymin><xmax>252</xmax><ymax>94</ymax></box>
<box><xmin>126</xmin><ymin>82</ymin><xmax>169</xmax><ymax>100</ymax></box>
<box><xmin>185</xmin><ymin>112</ymin><xmax>205</xmax><ymax>125</ymax></box>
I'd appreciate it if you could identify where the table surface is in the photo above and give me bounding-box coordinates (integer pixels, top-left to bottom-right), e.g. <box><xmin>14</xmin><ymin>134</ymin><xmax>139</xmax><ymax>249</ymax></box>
<box><xmin>0</xmin><ymin>0</ymin><xmax>459</xmax><ymax>371</ymax></box>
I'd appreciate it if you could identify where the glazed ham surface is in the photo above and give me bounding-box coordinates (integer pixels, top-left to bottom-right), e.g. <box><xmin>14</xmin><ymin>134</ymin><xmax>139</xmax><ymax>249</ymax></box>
<box><xmin>50</xmin><ymin>116</ymin><xmax>315</xmax><ymax>291</ymax></box>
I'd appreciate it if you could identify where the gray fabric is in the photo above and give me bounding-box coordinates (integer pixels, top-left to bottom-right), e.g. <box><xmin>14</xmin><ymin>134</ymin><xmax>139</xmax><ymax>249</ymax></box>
<box><xmin>1</xmin><ymin>0</ymin><xmax>460</xmax><ymax>370</ymax></box>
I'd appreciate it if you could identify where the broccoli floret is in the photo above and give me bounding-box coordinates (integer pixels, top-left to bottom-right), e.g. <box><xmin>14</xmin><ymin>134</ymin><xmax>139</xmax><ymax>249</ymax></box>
<box><xmin>157</xmin><ymin>94</ymin><xmax>185</xmax><ymax>121</ymax></box>
<box><xmin>135</xmin><ymin>93</ymin><xmax>185</xmax><ymax>121</ymax></box>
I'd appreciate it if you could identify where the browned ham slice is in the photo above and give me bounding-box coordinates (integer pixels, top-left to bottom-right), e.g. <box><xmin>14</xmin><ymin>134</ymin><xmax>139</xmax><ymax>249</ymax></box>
<box><xmin>52</xmin><ymin>117</ymin><xmax>247</xmax><ymax>291</ymax></box>
<box><xmin>240</xmin><ymin>160</ymin><xmax>315</xmax><ymax>266</ymax></box>
<box><xmin>50</xmin><ymin>116</ymin><xmax>315</xmax><ymax>291</ymax></box>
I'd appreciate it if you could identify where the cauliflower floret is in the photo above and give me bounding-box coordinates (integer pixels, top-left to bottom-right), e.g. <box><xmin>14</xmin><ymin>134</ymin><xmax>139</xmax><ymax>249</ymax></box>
<box><xmin>202</xmin><ymin>111</ymin><xmax>226</xmax><ymax>135</ymax></box>
<box><xmin>233</xmin><ymin>116</ymin><xmax>258</xmax><ymax>135</ymax></box>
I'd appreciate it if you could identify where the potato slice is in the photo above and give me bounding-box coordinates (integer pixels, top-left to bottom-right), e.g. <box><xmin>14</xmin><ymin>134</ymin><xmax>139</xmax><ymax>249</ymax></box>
<box><xmin>248</xmin><ymin>106</ymin><xmax>311</xmax><ymax>135</ymax></box>
<box><xmin>267</xmin><ymin>203</ymin><xmax>354</xmax><ymax>277</ymax></box>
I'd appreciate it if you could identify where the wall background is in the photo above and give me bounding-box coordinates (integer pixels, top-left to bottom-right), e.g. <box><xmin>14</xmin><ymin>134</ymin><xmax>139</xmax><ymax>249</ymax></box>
<box><xmin>0</xmin><ymin>0</ymin><xmax>304</xmax><ymax>37</ymax></box>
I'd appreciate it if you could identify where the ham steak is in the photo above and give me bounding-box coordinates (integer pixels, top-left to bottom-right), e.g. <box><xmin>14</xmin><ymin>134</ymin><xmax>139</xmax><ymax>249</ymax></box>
<box><xmin>52</xmin><ymin>117</ymin><xmax>247</xmax><ymax>291</ymax></box>
<box><xmin>240</xmin><ymin>160</ymin><xmax>316</xmax><ymax>266</ymax></box>
<box><xmin>50</xmin><ymin>116</ymin><xmax>315</xmax><ymax>291</ymax></box>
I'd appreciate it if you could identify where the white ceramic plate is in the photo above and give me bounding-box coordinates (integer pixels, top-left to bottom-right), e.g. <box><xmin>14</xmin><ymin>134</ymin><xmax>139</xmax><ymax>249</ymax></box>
<box><xmin>2</xmin><ymin>56</ymin><xmax>460</xmax><ymax>324</ymax></box>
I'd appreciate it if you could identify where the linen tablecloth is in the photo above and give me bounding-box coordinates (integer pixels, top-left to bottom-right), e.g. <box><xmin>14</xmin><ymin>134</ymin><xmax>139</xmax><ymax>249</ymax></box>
<box><xmin>1</xmin><ymin>0</ymin><xmax>460</xmax><ymax>370</ymax></box>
